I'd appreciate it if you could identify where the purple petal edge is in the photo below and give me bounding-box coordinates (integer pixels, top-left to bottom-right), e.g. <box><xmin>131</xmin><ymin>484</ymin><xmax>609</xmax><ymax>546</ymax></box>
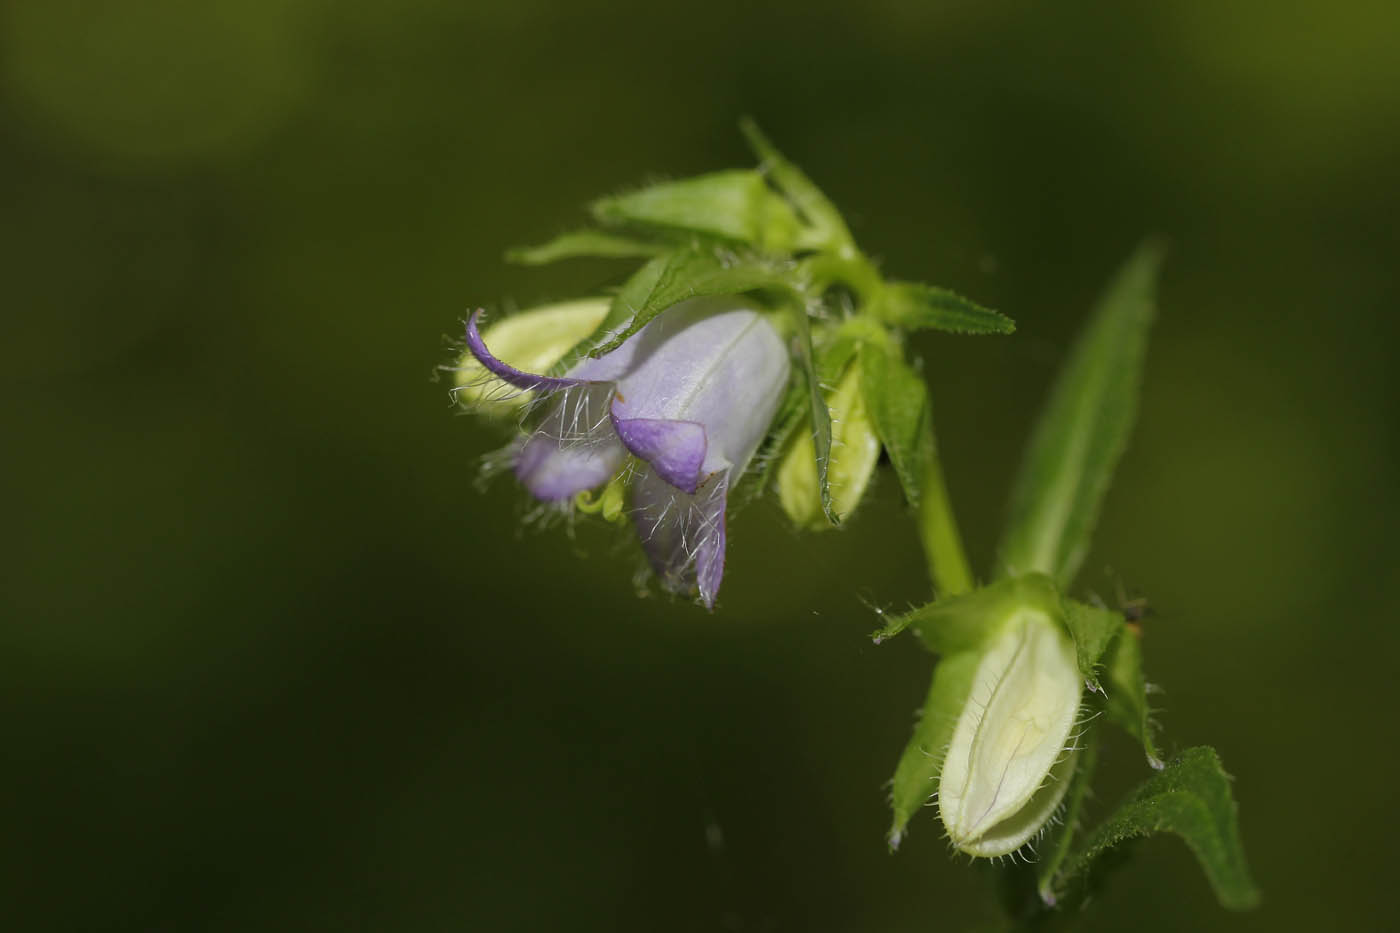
<box><xmin>694</xmin><ymin>477</ymin><xmax>727</xmax><ymax>609</ymax></box>
<box><xmin>631</xmin><ymin>468</ymin><xmax>729</xmax><ymax>610</ymax></box>
<box><xmin>514</xmin><ymin>433</ymin><xmax>625</xmax><ymax>502</ymax></box>
<box><xmin>465</xmin><ymin>309</ymin><xmax>584</xmax><ymax>393</ymax></box>
<box><xmin>611</xmin><ymin>412</ymin><xmax>707</xmax><ymax>494</ymax></box>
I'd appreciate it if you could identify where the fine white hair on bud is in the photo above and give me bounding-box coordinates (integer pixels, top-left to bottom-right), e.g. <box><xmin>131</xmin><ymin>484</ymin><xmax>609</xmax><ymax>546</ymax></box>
<box><xmin>938</xmin><ymin>608</ymin><xmax>1082</xmax><ymax>857</ymax></box>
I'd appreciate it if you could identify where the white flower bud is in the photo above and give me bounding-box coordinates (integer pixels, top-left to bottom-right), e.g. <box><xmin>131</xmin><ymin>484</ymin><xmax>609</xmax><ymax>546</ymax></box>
<box><xmin>938</xmin><ymin>608</ymin><xmax>1082</xmax><ymax>857</ymax></box>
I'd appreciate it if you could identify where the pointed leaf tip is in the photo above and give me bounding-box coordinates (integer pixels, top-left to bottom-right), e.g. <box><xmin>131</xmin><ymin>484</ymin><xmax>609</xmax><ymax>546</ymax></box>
<box><xmin>1044</xmin><ymin>746</ymin><xmax>1259</xmax><ymax>911</ymax></box>
<box><xmin>998</xmin><ymin>240</ymin><xmax>1165</xmax><ymax>587</ymax></box>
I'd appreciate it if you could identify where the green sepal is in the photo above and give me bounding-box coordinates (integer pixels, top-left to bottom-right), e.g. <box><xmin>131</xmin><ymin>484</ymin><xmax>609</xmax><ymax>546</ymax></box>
<box><xmin>887</xmin><ymin>650</ymin><xmax>980</xmax><ymax>849</ymax></box>
<box><xmin>1034</xmin><ymin>730</ymin><xmax>1101</xmax><ymax>906</ymax></box>
<box><xmin>872</xmin><ymin>574</ymin><xmax>1059</xmax><ymax>654</ymax></box>
<box><xmin>749</xmin><ymin>319</ymin><xmax>860</xmax><ymax>493</ymax></box>
<box><xmin>739</xmin><ymin>117</ymin><xmax>854</xmax><ymax>253</ymax></box>
<box><xmin>1061</xmin><ymin>598</ymin><xmax>1125</xmax><ymax>692</ymax></box>
<box><xmin>590</xmin><ymin>169</ymin><xmax>816</xmax><ymax>251</ymax></box>
<box><xmin>505</xmin><ymin>230</ymin><xmax>666</xmax><ymax>265</ymax></box>
<box><xmin>997</xmin><ymin>241</ymin><xmax>1165</xmax><ymax>588</ymax></box>
<box><xmin>1101</xmin><ymin>628</ymin><xmax>1164</xmax><ymax>769</ymax></box>
<box><xmin>552</xmin><ymin>246</ymin><xmax>798</xmax><ymax>373</ymax></box>
<box><xmin>878</xmin><ymin>281</ymin><xmax>1015</xmax><ymax>335</ymax></box>
<box><xmin>859</xmin><ymin>341</ymin><xmax>932</xmax><ymax>510</ymax></box>
<box><xmin>749</xmin><ymin>378</ymin><xmax>809</xmax><ymax>496</ymax></box>
<box><xmin>1041</xmin><ymin>747</ymin><xmax>1260</xmax><ymax>911</ymax></box>
<box><xmin>791</xmin><ymin>300</ymin><xmax>838</xmax><ymax>524</ymax></box>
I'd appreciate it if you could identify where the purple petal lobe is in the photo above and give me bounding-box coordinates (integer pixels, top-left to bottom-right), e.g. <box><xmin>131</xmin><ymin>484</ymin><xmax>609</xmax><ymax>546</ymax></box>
<box><xmin>610</xmin><ymin>413</ymin><xmax>707</xmax><ymax>494</ymax></box>
<box><xmin>515</xmin><ymin>430</ymin><xmax>626</xmax><ymax>501</ymax></box>
<box><xmin>465</xmin><ymin>310</ymin><xmax>583</xmax><ymax>393</ymax></box>
<box><xmin>631</xmin><ymin>467</ymin><xmax>729</xmax><ymax>609</ymax></box>
<box><xmin>608</xmin><ymin>302</ymin><xmax>790</xmax><ymax>482</ymax></box>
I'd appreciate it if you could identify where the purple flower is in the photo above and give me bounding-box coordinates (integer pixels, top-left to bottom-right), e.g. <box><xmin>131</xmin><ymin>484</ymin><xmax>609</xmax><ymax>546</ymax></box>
<box><xmin>465</xmin><ymin>297</ymin><xmax>791</xmax><ymax>607</ymax></box>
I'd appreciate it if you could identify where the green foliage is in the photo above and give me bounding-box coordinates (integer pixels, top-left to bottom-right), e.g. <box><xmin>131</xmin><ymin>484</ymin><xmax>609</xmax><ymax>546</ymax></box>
<box><xmin>1034</xmin><ymin>732</ymin><xmax>1101</xmax><ymax>907</ymax></box>
<box><xmin>557</xmin><ymin>246</ymin><xmax>796</xmax><ymax>368</ymax></box>
<box><xmin>859</xmin><ymin>340</ymin><xmax>932</xmax><ymax>510</ymax></box>
<box><xmin>998</xmin><ymin>242</ymin><xmax>1165</xmax><ymax>587</ymax></box>
<box><xmin>879</xmin><ymin>281</ymin><xmax>1015</xmax><ymax>335</ymax></box>
<box><xmin>871</xmin><ymin>574</ymin><xmax>1058</xmax><ymax>652</ymax></box>
<box><xmin>504</xmin><ymin>230</ymin><xmax>666</xmax><ymax>265</ymax></box>
<box><xmin>791</xmin><ymin>299</ymin><xmax>837</xmax><ymax>524</ymax></box>
<box><xmin>1061</xmin><ymin>598</ymin><xmax>1124</xmax><ymax>691</ymax></box>
<box><xmin>752</xmin><ymin>324</ymin><xmax>863</xmax><ymax>500</ymax></box>
<box><xmin>887</xmin><ymin>650</ymin><xmax>979</xmax><ymax>849</ymax></box>
<box><xmin>590</xmin><ymin>169</ymin><xmax>814</xmax><ymax>251</ymax></box>
<box><xmin>1101</xmin><ymin>628</ymin><xmax>1164</xmax><ymax>769</ymax></box>
<box><xmin>739</xmin><ymin>117</ymin><xmax>853</xmax><ymax>252</ymax></box>
<box><xmin>1041</xmin><ymin>747</ymin><xmax>1259</xmax><ymax>911</ymax></box>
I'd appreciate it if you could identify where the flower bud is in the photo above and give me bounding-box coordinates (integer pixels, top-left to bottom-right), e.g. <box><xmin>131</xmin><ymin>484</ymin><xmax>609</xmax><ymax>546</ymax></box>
<box><xmin>938</xmin><ymin>607</ymin><xmax>1082</xmax><ymax>857</ymax></box>
<box><xmin>454</xmin><ymin>298</ymin><xmax>609</xmax><ymax>415</ymax></box>
<box><xmin>775</xmin><ymin>358</ymin><xmax>881</xmax><ymax>529</ymax></box>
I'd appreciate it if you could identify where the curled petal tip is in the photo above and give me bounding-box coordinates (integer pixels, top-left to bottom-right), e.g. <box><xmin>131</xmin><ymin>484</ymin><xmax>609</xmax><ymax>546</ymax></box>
<box><xmin>611</xmin><ymin>413</ymin><xmax>708</xmax><ymax>494</ymax></box>
<box><xmin>465</xmin><ymin>309</ymin><xmax>582</xmax><ymax>394</ymax></box>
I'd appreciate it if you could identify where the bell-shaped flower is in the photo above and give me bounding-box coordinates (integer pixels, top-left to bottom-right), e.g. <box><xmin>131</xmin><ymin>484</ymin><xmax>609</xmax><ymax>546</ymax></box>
<box><xmin>464</xmin><ymin>297</ymin><xmax>791</xmax><ymax>607</ymax></box>
<box><xmin>938</xmin><ymin>608</ymin><xmax>1083</xmax><ymax>857</ymax></box>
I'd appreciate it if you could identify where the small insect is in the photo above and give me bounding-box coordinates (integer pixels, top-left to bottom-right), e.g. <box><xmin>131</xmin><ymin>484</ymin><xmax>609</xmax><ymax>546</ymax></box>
<box><xmin>1115</xmin><ymin>579</ymin><xmax>1154</xmax><ymax>634</ymax></box>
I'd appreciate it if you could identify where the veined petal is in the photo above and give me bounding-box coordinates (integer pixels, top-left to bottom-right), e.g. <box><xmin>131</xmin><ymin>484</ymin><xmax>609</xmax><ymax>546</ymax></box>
<box><xmin>514</xmin><ymin>383</ymin><xmax>625</xmax><ymax>501</ymax></box>
<box><xmin>938</xmin><ymin>609</ymin><xmax>1082</xmax><ymax>856</ymax></box>
<box><xmin>609</xmin><ymin>417</ymin><xmax>707</xmax><ymax>493</ymax></box>
<box><xmin>516</xmin><ymin>433</ymin><xmax>626</xmax><ymax>502</ymax></box>
<box><xmin>611</xmin><ymin>299</ymin><xmax>789</xmax><ymax>486</ymax></box>
<box><xmin>631</xmin><ymin>467</ymin><xmax>729</xmax><ymax>609</ymax></box>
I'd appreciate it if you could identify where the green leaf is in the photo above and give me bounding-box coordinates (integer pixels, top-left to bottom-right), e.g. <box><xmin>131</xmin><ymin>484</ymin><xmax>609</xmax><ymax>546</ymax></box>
<box><xmin>1035</xmin><ymin>731</ymin><xmax>1100</xmax><ymax>906</ymax></box>
<box><xmin>1101</xmin><ymin>629</ymin><xmax>1164</xmax><ymax>769</ymax></box>
<box><xmin>552</xmin><ymin>247</ymin><xmax>797</xmax><ymax>370</ymax></box>
<box><xmin>872</xmin><ymin>574</ymin><xmax>1058</xmax><ymax>653</ymax></box>
<box><xmin>998</xmin><ymin>241</ymin><xmax>1165</xmax><ymax>588</ymax></box>
<box><xmin>887</xmin><ymin>650</ymin><xmax>979</xmax><ymax>849</ymax></box>
<box><xmin>859</xmin><ymin>341</ymin><xmax>932</xmax><ymax>509</ymax></box>
<box><xmin>591</xmin><ymin>169</ymin><xmax>812</xmax><ymax>251</ymax></box>
<box><xmin>1061</xmin><ymin>598</ymin><xmax>1125</xmax><ymax>691</ymax></box>
<box><xmin>739</xmin><ymin>117</ymin><xmax>854</xmax><ymax>252</ymax></box>
<box><xmin>1044</xmin><ymin>747</ymin><xmax>1259</xmax><ymax>911</ymax></box>
<box><xmin>880</xmin><ymin>281</ymin><xmax>1015</xmax><ymax>335</ymax></box>
<box><xmin>505</xmin><ymin>230</ymin><xmax>666</xmax><ymax>265</ymax></box>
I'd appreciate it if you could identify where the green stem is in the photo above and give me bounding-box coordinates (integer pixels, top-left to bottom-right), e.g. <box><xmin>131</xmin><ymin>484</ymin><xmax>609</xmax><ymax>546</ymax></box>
<box><xmin>917</xmin><ymin>416</ymin><xmax>974</xmax><ymax>597</ymax></box>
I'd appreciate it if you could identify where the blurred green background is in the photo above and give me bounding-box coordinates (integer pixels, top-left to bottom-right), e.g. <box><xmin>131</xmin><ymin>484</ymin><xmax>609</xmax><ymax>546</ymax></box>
<box><xmin>4</xmin><ymin>1</ymin><xmax>1397</xmax><ymax>929</ymax></box>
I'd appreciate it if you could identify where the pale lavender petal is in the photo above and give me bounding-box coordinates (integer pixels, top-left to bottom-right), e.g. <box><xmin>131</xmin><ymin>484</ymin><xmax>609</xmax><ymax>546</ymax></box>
<box><xmin>514</xmin><ymin>383</ymin><xmax>626</xmax><ymax>501</ymax></box>
<box><xmin>610</xmin><ymin>414</ymin><xmax>707</xmax><ymax>493</ymax></box>
<box><xmin>631</xmin><ymin>467</ymin><xmax>730</xmax><ymax>609</ymax></box>
<box><xmin>610</xmin><ymin>301</ymin><xmax>790</xmax><ymax>486</ymax></box>
<box><xmin>515</xmin><ymin>431</ymin><xmax>626</xmax><ymax>501</ymax></box>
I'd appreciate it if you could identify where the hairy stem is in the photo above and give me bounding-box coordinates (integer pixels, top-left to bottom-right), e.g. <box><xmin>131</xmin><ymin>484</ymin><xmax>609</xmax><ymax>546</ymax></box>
<box><xmin>917</xmin><ymin>415</ymin><xmax>973</xmax><ymax>597</ymax></box>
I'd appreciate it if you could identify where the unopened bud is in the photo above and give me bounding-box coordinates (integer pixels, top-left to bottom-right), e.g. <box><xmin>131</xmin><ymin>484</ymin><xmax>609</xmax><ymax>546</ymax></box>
<box><xmin>939</xmin><ymin>607</ymin><xmax>1082</xmax><ymax>857</ymax></box>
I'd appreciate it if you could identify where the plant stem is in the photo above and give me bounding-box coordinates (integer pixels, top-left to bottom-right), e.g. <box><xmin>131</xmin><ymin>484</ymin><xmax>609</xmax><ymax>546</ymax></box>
<box><xmin>917</xmin><ymin>417</ymin><xmax>974</xmax><ymax>597</ymax></box>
